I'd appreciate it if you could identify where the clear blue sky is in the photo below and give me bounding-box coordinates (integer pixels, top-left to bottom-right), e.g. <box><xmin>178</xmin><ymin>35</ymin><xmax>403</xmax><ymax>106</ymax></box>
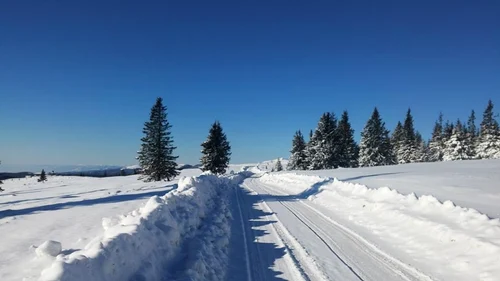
<box><xmin>1</xmin><ymin>0</ymin><xmax>499</xmax><ymax>167</ymax></box>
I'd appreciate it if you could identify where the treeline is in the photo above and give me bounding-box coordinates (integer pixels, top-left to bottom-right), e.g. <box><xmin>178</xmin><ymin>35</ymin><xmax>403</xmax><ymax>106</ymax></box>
<box><xmin>287</xmin><ymin>99</ymin><xmax>500</xmax><ymax>170</ymax></box>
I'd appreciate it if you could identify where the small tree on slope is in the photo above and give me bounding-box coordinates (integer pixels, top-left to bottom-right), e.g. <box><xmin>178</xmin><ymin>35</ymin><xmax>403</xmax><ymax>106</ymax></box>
<box><xmin>476</xmin><ymin>100</ymin><xmax>500</xmax><ymax>159</ymax></box>
<box><xmin>137</xmin><ymin>97</ymin><xmax>180</xmax><ymax>181</ymax></box>
<box><xmin>200</xmin><ymin>121</ymin><xmax>232</xmax><ymax>175</ymax></box>
<box><xmin>337</xmin><ymin>111</ymin><xmax>359</xmax><ymax>168</ymax></box>
<box><xmin>287</xmin><ymin>130</ymin><xmax>308</xmax><ymax>170</ymax></box>
<box><xmin>275</xmin><ymin>158</ymin><xmax>283</xmax><ymax>172</ymax></box>
<box><xmin>359</xmin><ymin>107</ymin><xmax>395</xmax><ymax>167</ymax></box>
<box><xmin>38</xmin><ymin>169</ymin><xmax>47</xmax><ymax>182</ymax></box>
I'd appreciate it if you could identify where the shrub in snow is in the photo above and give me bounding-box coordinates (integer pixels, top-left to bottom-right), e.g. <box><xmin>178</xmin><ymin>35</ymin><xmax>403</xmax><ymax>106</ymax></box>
<box><xmin>35</xmin><ymin>240</ymin><xmax>62</xmax><ymax>257</ymax></box>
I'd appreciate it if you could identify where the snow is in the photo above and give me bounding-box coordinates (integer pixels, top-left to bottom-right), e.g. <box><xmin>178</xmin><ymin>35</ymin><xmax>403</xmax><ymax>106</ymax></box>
<box><xmin>39</xmin><ymin>173</ymin><xmax>243</xmax><ymax>281</ymax></box>
<box><xmin>0</xmin><ymin>169</ymin><xmax>200</xmax><ymax>281</ymax></box>
<box><xmin>279</xmin><ymin>159</ymin><xmax>500</xmax><ymax>218</ymax></box>
<box><xmin>256</xmin><ymin>160</ymin><xmax>500</xmax><ymax>280</ymax></box>
<box><xmin>2</xmin><ymin>160</ymin><xmax>500</xmax><ymax>281</ymax></box>
<box><xmin>35</xmin><ymin>241</ymin><xmax>62</xmax><ymax>257</ymax></box>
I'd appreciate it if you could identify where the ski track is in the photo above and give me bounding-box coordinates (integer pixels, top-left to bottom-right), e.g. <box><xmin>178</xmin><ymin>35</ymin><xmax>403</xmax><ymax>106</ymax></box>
<box><xmin>241</xmin><ymin>176</ymin><xmax>434</xmax><ymax>281</ymax></box>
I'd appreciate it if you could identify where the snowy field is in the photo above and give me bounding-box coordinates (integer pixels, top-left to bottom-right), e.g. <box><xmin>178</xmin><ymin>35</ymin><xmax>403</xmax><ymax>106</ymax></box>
<box><xmin>1</xmin><ymin>161</ymin><xmax>499</xmax><ymax>281</ymax></box>
<box><xmin>0</xmin><ymin>169</ymin><xmax>201</xmax><ymax>281</ymax></box>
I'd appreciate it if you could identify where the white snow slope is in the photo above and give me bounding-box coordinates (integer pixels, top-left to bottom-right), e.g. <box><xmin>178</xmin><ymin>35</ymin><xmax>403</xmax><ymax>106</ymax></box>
<box><xmin>1</xmin><ymin>160</ymin><xmax>499</xmax><ymax>281</ymax></box>
<box><xmin>0</xmin><ymin>170</ymin><xmax>201</xmax><ymax>281</ymax></box>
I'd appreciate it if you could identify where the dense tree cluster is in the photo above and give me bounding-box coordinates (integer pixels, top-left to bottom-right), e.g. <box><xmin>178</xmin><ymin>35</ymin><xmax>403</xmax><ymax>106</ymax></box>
<box><xmin>287</xmin><ymin>99</ymin><xmax>500</xmax><ymax>171</ymax></box>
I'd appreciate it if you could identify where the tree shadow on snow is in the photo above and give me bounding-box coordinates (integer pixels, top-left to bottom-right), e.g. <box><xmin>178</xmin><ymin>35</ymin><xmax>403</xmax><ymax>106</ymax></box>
<box><xmin>225</xmin><ymin>188</ymin><xmax>292</xmax><ymax>281</ymax></box>
<box><xmin>0</xmin><ymin>185</ymin><xmax>176</xmax><ymax>219</ymax></box>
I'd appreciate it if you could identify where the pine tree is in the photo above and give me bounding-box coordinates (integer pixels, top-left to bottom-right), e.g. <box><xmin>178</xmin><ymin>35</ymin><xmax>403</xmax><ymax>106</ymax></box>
<box><xmin>200</xmin><ymin>121</ymin><xmax>232</xmax><ymax>175</ymax></box>
<box><xmin>359</xmin><ymin>108</ymin><xmax>395</xmax><ymax>167</ymax></box>
<box><xmin>477</xmin><ymin>100</ymin><xmax>500</xmax><ymax>159</ymax></box>
<box><xmin>137</xmin><ymin>97</ymin><xmax>180</xmax><ymax>181</ymax></box>
<box><xmin>465</xmin><ymin>110</ymin><xmax>478</xmax><ymax>158</ymax></box>
<box><xmin>414</xmin><ymin>131</ymin><xmax>429</xmax><ymax>162</ymax></box>
<box><xmin>336</xmin><ymin>111</ymin><xmax>359</xmax><ymax>167</ymax></box>
<box><xmin>275</xmin><ymin>158</ymin><xmax>283</xmax><ymax>171</ymax></box>
<box><xmin>428</xmin><ymin>113</ymin><xmax>444</xmax><ymax>162</ymax></box>
<box><xmin>398</xmin><ymin>108</ymin><xmax>418</xmax><ymax>163</ymax></box>
<box><xmin>309</xmin><ymin>129</ymin><xmax>313</xmax><ymax>140</ymax></box>
<box><xmin>391</xmin><ymin>121</ymin><xmax>404</xmax><ymax>163</ymax></box>
<box><xmin>287</xmin><ymin>130</ymin><xmax>308</xmax><ymax>170</ymax></box>
<box><xmin>306</xmin><ymin>113</ymin><xmax>338</xmax><ymax>170</ymax></box>
<box><xmin>443</xmin><ymin>120</ymin><xmax>475</xmax><ymax>161</ymax></box>
<box><xmin>38</xmin><ymin>169</ymin><xmax>47</xmax><ymax>182</ymax></box>
<box><xmin>443</xmin><ymin>121</ymin><xmax>454</xmax><ymax>142</ymax></box>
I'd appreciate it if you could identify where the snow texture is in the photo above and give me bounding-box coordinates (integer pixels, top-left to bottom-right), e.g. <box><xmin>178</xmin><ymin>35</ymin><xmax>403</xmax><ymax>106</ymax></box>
<box><xmin>258</xmin><ymin>165</ymin><xmax>500</xmax><ymax>281</ymax></box>
<box><xmin>38</xmin><ymin>173</ymin><xmax>246</xmax><ymax>281</ymax></box>
<box><xmin>35</xmin><ymin>241</ymin><xmax>62</xmax><ymax>258</ymax></box>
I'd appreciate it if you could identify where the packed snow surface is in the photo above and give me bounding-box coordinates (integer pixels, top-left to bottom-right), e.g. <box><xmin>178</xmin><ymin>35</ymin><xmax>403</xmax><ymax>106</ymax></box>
<box><xmin>1</xmin><ymin>160</ymin><xmax>499</xmax><ymax>281</ymax></box>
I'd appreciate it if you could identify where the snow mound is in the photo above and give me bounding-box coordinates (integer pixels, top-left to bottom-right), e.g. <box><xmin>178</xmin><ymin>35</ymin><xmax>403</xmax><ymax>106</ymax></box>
<box><xmin>35</xmin><ymin>241</ymin><xmax>62</xmax><ymax>258</ymax></box>
<box><xmin>39</xmin><ymin>172</ymin><xmax>248</xmax><ymax>281</ymax></box>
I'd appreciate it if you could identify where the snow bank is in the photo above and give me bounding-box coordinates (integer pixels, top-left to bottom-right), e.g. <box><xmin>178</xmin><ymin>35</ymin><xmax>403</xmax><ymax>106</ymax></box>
<box><xmin>259</xmin><ymin>172</ymin><xmax>500</xmax><ymax>280</ymax></box>
<box><xmin>39</xmin><ymin>173</ymin><xmax>246</xmax><ymax>281</ymax></box>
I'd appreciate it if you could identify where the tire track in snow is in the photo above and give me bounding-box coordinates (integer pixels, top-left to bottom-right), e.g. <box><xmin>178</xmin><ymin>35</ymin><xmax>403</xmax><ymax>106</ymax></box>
<box><xmin>252</xmin><ymin>178</ymin><xmax>434</xmax><ymax>281</ymax></box>
<box><xmin>235</xmin><ymin>186</ymin><xmax>253</xmax><ymax>281</ymax></box>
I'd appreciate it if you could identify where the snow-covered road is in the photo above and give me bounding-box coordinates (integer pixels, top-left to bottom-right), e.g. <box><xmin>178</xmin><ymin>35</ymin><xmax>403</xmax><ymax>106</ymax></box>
<box><xmin>227</xmin><ymin>175</ymin><xmax>433</xmax><ymax>281</ymax></box>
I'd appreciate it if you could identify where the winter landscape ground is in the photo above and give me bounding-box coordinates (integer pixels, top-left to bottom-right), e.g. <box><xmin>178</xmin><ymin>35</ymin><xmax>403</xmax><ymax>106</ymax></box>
<box><xmin>1</xmin><ymin>160</ymin><xmax>499</xmax><ymax>281</ymax></box>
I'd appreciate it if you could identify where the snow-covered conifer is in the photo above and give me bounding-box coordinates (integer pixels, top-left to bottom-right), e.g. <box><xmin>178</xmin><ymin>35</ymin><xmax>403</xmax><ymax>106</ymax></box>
<box><xmin>287</xmin><ymin>131</ymin><xmax>308</xmax><ymax>170</ymax></box>
<box><xmin>359</xmin><ymin>108</ymin><xmax>395</xmax><ymax>167</ymax></box>
<box><xmin>200</xmin><ymin>121</ymin><xmax>232</xmax><ymax>174</ymax></box>
<box><xmin>137</xmin><ymin>97</ymin><xmax>180</xmax><ymax>181</ymax></box>
<box><xmin>476</xmin><ymin>100</ymin><xmax>500</xmax><ymax>159</ymax></box>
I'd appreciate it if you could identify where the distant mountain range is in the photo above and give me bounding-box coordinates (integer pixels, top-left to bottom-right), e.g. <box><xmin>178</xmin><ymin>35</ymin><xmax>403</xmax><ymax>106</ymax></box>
<box><xmin>0</xmin><ymin>163</ymin><xmax>203</xmax><ymax>173</ymax></box>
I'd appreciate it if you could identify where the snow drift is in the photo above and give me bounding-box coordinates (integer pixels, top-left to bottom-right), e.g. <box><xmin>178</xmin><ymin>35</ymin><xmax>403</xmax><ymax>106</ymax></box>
<box><xmin>39</xmin><ymin>173</ymin><xmax>247</xmax><ymax>281</ymax></box>
<box><xmin>259</xmin><ymin>172</ymin><xmax>500</xmax><ymax>281</ymax></box>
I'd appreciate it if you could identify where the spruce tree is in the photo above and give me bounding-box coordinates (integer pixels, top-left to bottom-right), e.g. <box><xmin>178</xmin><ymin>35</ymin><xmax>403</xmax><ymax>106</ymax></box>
<box><xmin>414</xmin><ymin>131</ymin><xmax>428</xmax><ymax>162</ymax></box>
<box><xmin>287</xmin><ymin>130</ymin><xmax>308</xmax><ymax>170</ymax></box>
<box><xmin>275</xmin><ymin>158</ymin><xmax>283</xmax><ymax>171</ymax></box>
<box><xmin>391</xmin><ymin>121</ymin><xmax>404</xmax><ymax>163</ymax></box>
<box><xmin>443</xmin><ymin>121</ymin><xmax>454</xmax><ymax>142</ymax></box>
<box><xmin>465</xmin><ymin>110</ymin><xmax>478</xmax><ymax>158</ymax></box>
<box><xmin>443</xmin><ymin>120</ymin><xmax>475</xmax><ymax>161</ymax></box>
<box><xmin>137</xmin><ymin>97</ymin><xmax>180</xmax><ymax>181</ymax></box>
<box><xmin>38</xmin><ymin>169</ymin><xmax>47</xmax><ymax>182</ymax></box>
<box><xmin>359</xmin><ymin>108</ymin><xmax>395</xmax><ymax>167</ymax></box>
<box><xmin>307</xmin><ymin>113</ymin><xmax>338</xmax><ymax>170</ymax></box>
<box><xmin>477</xmin><ymin>100</ymin><xmax>500</xmax><ymax>159</ymax></box>
<box><xmin>200</xmin><ymin>121</ymin><xmax>231</xmax><ymax>175</ymax></box>
<box><xmin>428</xmin><ymin>113</ymin><xmax>444</xmax><ymax>162</ymax></box>
<box><xmin>337</xmin><ymin>111</ymin><xmax>359</xmax><ymax>168</ymax></box>
<box><xmin>398</xmin><ymin>108</ymin><xmax>418</xmax><ymax>163</ymax></box>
